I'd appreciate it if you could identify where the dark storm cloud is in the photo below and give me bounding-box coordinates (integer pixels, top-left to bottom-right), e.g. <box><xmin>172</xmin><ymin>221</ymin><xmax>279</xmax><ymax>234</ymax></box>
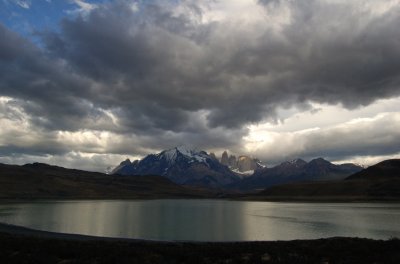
<box><xmin>43</xmin><ymin>0</ymin><xmax>400</xmax><ymax>129</ymax></box>
<box><xmin>1</xmin><ymin>0</ymin><xmax>400</xmax><ymax>160</ymax></box>
<box><xmin>0</xmin><ymin>23</ymin><xmax>116</xmax><ymax>132</ymax></box>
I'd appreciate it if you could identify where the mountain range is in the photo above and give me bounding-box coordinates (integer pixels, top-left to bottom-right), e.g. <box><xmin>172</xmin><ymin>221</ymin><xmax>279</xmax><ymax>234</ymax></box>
<box><xmin>112</xmin><ymin>146</ymin><xmax>240</xmax><ymax>188</ymax></box>
<box><xmin>232</xmin><ymin>158</ymin><xmax>363</xmax><ymax>191</ymax></box>
<box><xmin>0</xmin><ymin>158</ymin><xmax>399</xmax><ymax>200</ymax></box>
<box><xmin>112</xmin><ymin>147</ymin><xmax>363</xmax><ymax>190</ymax></box>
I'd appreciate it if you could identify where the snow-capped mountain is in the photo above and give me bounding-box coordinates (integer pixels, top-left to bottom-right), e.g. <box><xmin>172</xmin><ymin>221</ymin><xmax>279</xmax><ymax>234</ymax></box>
<box><xmin>112</xmin><ymin>146</ymin><xmax>240</xmax><ymax>188</ymax></box>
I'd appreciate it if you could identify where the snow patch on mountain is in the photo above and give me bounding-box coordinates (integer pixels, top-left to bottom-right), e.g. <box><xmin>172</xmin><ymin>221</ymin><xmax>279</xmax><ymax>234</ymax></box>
<box><xmin>256</xmin><ymin>162</ymin><xmax>266</xmax><ymax>168</ymax></box>
<box><xmin>157</xmin><ymin>146</ymin><xmax>209</xmax><ymax>166</ymax></box>
<box><xmin>232</xmin><ymin>168</ymin><xmax>254</xmax><ymax>178</ymax></box>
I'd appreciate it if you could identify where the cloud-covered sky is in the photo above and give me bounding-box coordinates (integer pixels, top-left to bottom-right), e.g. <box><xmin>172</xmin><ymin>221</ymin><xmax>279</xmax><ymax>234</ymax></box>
<box><xmin>1</xmin><ymin>0</ymin><xmax>400</xmax><ymax>171</ymax></box>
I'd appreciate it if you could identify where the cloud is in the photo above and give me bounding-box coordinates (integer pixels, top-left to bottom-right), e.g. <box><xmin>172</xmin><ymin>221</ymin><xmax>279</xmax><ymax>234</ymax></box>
<box><xmin>245</xmin><ymin>107</ymin><xmax>400</xmax><ymax>165</ymax></box>
<box><xmin>0</xmin><ymin>0</ymin><xmax>400</xmax><ymax>170</ymax></box>
<box><xmin>42</xmin><ymin>0</ymin><xmax>400</xmax><ymax>129</ymax></box>
<box><xmin>0</xmin><ymin>95</ymin><xmax>246</xmax><ymax>170</ymax></box>
<box><xmin>13</xmin><ymin>0</ymin><xmax>30</xmax><ymax>9</ymax></box>
<box><xmin>0</xmin><ymin>151</ymin><xmax>130</xmax><ymax>172</ymax></box>
<box><xmin>66</xmin><ymin>0</ymin><xmax>98</xmax><ymax>16</ymax></box>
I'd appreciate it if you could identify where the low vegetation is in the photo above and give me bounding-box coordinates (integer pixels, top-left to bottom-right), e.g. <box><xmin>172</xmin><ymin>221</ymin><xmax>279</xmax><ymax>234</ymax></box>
<box><xmin>0</xmin><ymin>230</ymin><xmax>399</xmax><ymax>264</ymax></box>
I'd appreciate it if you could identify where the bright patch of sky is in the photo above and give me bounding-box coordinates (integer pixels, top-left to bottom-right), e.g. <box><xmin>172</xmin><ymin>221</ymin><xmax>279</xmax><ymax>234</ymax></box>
<box><xmin>0</xmin><ymin>0</ymin><xmax>107</xmax><ymax>38</ymax></box>
<box><xmin>244</xmin><ymin>97</ymin><xmax>400</xmax><ymax>166</ymax></box>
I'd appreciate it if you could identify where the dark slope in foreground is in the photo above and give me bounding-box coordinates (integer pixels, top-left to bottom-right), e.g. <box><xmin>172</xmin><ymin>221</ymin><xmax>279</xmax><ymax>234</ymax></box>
<box><xmin>0</xmin><ymin>163</ymin><xmax>212</xmax><ymax>199</ymax></box>
<box><xmin>0</xmin><ymin>224</ymin><xmax>399</xmax><ymax>264</ymax></box>
<box><xmin>346</xmin><ymin>159</ymin><xmax>400</xmax><ymax>180</ymax></box>
<box><xmin>247</xmin><ymin>159</ymin><xmax>400</xmax><ymax>201</ymax></box>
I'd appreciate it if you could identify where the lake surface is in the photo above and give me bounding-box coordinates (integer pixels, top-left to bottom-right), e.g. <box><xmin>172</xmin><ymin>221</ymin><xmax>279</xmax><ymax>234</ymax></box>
<box><xmin>0</xmin><ymin>200</ymin><xmax>399</xmax><ymax>241</ymax></box>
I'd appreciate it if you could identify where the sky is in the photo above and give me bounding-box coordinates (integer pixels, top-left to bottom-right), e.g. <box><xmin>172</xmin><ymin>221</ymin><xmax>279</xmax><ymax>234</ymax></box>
<box><xmin>0</xmin><ymin>0</ymin><xmax>400</xmax><ymax>172</ymax></box>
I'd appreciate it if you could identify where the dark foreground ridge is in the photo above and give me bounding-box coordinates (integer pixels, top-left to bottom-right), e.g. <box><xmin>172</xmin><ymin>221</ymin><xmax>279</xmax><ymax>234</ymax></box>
<box><xmin>0</xmin><ymin>163</ymin><xmax>214</xmax><ymax>199</ymax></box>
<box><xmin>0</xmin><ymin>223</ymin><xmax>399</xmax><ymax>264</ymax></box>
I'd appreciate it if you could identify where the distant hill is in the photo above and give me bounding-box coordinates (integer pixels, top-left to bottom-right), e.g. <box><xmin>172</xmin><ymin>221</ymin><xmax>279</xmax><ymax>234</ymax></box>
<box><xmin>250</xmin><ymin>159</ymin><xmax>400</xmax><ymax>200</ymax></box>
<box><xmin>112</xmin><ymin>146</ymin><xmax>240</xmax><ymax>188</ymax></box>
<box><xmin>231</xmin><ymin>158</ymin><xmax>362</xmax><ymax>191</ymax></box>
<box><xmin>346</xmin><ymin>159</ymin><xmax>400</xmax><ymax>180</ymax></box>
<box><xmin>0</xmin><ymin>163</ymin><xmax>212</xmax><ymax>199</ymax></box>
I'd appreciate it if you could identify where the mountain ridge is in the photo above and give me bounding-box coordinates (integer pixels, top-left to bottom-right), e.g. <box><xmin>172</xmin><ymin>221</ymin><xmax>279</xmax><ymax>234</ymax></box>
<box><xmin>112</xmin><ymin>147</ymin><xmax>363</xmax><ymax>191</ymax></box>
<box><xmin>230</xmin><ymin>157</ymin><xmax>363</xmax><ymax>191</ymax></box>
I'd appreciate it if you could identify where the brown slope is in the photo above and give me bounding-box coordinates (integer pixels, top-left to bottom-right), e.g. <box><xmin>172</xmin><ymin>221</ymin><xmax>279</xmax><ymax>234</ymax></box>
<box><xmin>0</xmin><ymin>163</ymin><xmax>212</xmax><ymax>199</ymax></box>
<box><xmin>346</xmin><ymin>159</ymin><xmax>400</xmax><ymax>180</ymax></box>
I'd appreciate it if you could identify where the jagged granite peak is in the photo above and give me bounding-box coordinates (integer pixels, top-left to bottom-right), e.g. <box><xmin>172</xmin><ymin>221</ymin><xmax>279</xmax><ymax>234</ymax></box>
<box><xmin>209</xmin><ymin>152</ymin><xmax>218</xmax><ymax>161</ymax></box>
<box><xmin>112</xmin><ymin>147</ymin><xmax>240</xmax><ymax>188</ymax></box>
<box><xmin>237</xmin><ymin>156</ymin><xmax>259</xmax><ymax>172</ymax></box>
<box><xmin>221</xmin><ymin>151</ymin><xmax>229</xmax><ymax>166</ymax></box>
<box><xmin>228</xmin><ymin>155</ymin><xmax>237</xmax><ymax>169</ymax></box>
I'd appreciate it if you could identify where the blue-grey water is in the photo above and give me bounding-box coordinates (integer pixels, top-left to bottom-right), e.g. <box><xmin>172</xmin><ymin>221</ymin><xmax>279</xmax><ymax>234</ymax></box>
<box><xmin>0</xmin><ymin>200</ymin><xmax>399</xmax><ymax>241</ymax></box>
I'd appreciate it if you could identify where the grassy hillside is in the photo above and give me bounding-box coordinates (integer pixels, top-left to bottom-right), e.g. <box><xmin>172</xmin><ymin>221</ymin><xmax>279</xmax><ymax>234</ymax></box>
<box><xmin>0</xmin><ymin>163</ymin><xmax>212</xmax><ymax>199</ymax></box>
<box><xmin>346</xmin><ymin>159</ymin><xmax>400</xmax><ymax>180</ymax></box>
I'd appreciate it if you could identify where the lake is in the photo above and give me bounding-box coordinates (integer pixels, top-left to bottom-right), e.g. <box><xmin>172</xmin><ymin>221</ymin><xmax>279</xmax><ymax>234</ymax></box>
<box><xmin>0</xmin><ymin>200</ymin><xmax>399</xmax><ymax>241</ymax></box>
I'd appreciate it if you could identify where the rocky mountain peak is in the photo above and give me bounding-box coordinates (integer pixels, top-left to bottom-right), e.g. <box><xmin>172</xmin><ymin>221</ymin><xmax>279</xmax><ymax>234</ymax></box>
<box><xmin>209</xmin><ymin>152</ymin><xmax>218</xmax><ymax>160</ymax></box>
<box><xmin>309</xmin><ymin>157</ymin><xmax>331</xmax><ymax>165</ymax></box>
<box><xmin>157</xmin><ymin>146</ymin><xmax>209</xmax><ymax>166</ymax></box>
<box><xmin>221</xmin><ymin>151</ymin><xmax>229</xmax><ymax>166</ymax></box>
<box><xmin>120</xmin><ymin>158</ymin><xmax>132</xmax><ymax>166</ymax></box>
<box><xmin>281</xmin><ymin>158</ymin><xmax>307</xmax><ymax>168</ymax></box>
<box><xmin>112</xmin><ymin>146</ymin><xmax>240</xmax><ymax>188</ymax></box>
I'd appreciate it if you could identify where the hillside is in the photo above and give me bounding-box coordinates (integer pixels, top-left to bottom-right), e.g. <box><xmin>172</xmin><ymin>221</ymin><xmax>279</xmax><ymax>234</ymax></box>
<box><xmin>346</xmin><ymin>159</ymin><xmax>400</xmax><ymax>180</ymax></box>
<box><xmin>246</xmin><ymin>159</ymin><xmax>400</xmax><ymax>201</ymax></box>
<box><xmin>0</xmin><ymin>163</ymin><xmax>213</xmax><ymax>199</ymax></box>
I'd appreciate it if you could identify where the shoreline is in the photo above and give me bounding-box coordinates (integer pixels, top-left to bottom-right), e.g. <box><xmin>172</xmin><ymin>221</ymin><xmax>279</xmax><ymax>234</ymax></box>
<box><xmin>2</xmin><ymin>222</ymin><xmax>395</xmax><ymax>243</ymax></box>
<box><xmin>1</xmin><ymin>223</ymin><xmax>399</xmax><ymax>264</ymax></box>
<box><xmin>1</xmin><ymin>196</ymin><xmax>400</xmax><ymax>204</ymax></box>
<box><xmin>0</xmin><ymin>222</ymin><xmax>172</xmax><ymax>243</ymax></box>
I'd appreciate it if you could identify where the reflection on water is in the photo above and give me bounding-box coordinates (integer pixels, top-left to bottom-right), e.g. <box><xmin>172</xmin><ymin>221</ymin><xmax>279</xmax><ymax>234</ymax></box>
<box><xmin>0</xmin><ymin>200</ymin><xmax>399</xmax><ymax>241</ymax></box>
